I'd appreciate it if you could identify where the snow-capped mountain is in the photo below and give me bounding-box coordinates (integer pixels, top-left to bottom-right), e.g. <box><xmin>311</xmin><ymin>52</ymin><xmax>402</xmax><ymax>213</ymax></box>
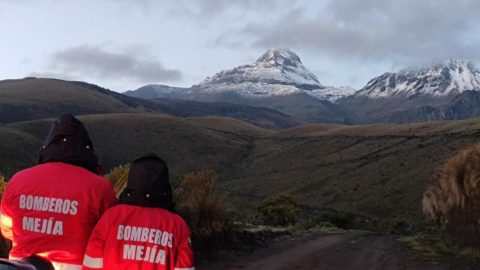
<box><xmin>196</xmin><ymin>48</ymin><xmax>321</xmax><ymax>91</ymax></box>
<box><xmin>123</xmin><ymin>84</ymin><xmax>188</xmax><ymax>99</ymax></box>
<box><xmin>190</xmin><ymin>48</ymin><xmax>354</xmax><ymax>102</ymax></box>
<box><xmin>356</xmin><ymin>60</ymin><xmax>480</xmax><ymax>98</ymax></box>
<box><xmin>125</xmin><ymin>48</ymin><xmax>355</xmax><ymax>103</ymax></box>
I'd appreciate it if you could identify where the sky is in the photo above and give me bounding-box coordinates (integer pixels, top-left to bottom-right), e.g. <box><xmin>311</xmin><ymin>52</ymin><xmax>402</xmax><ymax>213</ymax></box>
<box><xmin>1</xmin><ymin>0</ymin><xmax>480</xmax><ymax>92</ymax></box>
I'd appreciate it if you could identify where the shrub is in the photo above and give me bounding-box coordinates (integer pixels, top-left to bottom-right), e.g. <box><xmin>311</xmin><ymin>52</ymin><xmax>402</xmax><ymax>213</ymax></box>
<box><xmin>319</xmin><ymin>211</ymin><xmax>357</xmax><ymax>230</ymax></box>
<box><xmin>174</xmin><ymin>170</ymin><xmax>228</xmax><ymax>232</ymax></box>
<box><xmin>0</xmin><ymin>174</ymin><xmax>11</xmax><ymax>258</ymax></box>
<box><xmin>422</xmin><ymin>143</ymin><xmax>480</xmax><ymax>247</ymax></box>
<box><xmin>0</xmin><ymin>174</ymin><xmax>7</xmax><ymax>201</ymax></box>
<box><xmin>104</xmin><ymin>164</ymin><xmax>130</xmax><ymax>197</ymax></box>
<box><xmin>174</xmin><ymin>170</ymin><xmax>233</xmax><ymax>256</ymax></box>
<box><xmin>255</xmin><ymin>194</ymin><xmax>298</xmax><ymax>227</ymax></box>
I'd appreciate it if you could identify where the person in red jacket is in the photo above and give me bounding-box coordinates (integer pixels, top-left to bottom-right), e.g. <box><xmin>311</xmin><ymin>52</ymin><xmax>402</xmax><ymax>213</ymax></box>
<box><xmin>82</xmin><ymin>153</ymin><xmax>194</xmax><ymax>270</ymax></box>
<box><xmin>0</xmin><ymin>114</ymin><xmax>118</xmax><ymax>270</ymax></box>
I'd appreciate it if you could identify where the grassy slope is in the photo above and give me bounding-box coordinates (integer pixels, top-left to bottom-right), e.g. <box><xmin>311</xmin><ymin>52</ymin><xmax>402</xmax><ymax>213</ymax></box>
<box><xmin>219</xmin><ymin>119</ymin><xmax>480</xmax><ymax>223</ymax></box>
<box><xmin>0</xmin><ymin>125</ymin><xmax>40</xmax><ymax>176</ymax></box>
<box><xmin>0</xmin><ymin>78</ymin><xmax>139</xmax><ymax>123</ymax></box>
<box><xmin>6</xmin><ymin>113</ymin><xmax>480</xmax><ymax>223</ymax></box>
<box><xmin>8</xmin><ymin>114</ymin><xmax>261</xmax><ymax>178</ymax></box>
<box><xmin>0</xmin><ymin>78</ymin><xmax>303</xmax><ymax>130</ymax></box>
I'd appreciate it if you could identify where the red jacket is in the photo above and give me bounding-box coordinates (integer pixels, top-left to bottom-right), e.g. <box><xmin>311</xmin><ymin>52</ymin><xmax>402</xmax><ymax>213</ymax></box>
<box><xmin>0</xmin><ymin>162</ymin><xmax>118</xmax><ymax>270</ymax></box>
<box><xmin>82</xmin><ymin>205</ymin><xmax>194</xmax><ymax>270</ymax></box>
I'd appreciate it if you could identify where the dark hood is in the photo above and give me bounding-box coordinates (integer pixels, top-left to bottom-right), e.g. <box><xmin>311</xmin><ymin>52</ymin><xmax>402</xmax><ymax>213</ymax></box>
<box><xmin>119</xmin><ymin>153</ymin><xmax>175</xmax><ymax>212</ymax></box>
<box><xmin>38</xmin><ymin>114</ymin><xmax>99</xmax><ymax>174</ymax></box>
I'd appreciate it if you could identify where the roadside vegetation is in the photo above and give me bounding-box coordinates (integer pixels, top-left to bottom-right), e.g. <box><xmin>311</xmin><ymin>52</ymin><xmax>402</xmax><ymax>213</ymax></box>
<box><xmin>104</xmin><ymin>165</ymin><xmax>368</xmax><ymax>261</ymax></box>
<box><xmin>0</xmin><ymin>174</ymin><xmax>11</xmax><ymax>257</ymax></box>
<box><xmin>423</xmin><ymin>143</ymin><xmax>480</xmax><ymax>248</ymax></box>
<box><xmin>397</xmin><ymin>142</ymin><xmax>480</xmax><ymax>266</ymax></box>
<box><xmin>399</xmin><ymin>235</ymin><xmax>480</xmax><ymax>266</ymax></box>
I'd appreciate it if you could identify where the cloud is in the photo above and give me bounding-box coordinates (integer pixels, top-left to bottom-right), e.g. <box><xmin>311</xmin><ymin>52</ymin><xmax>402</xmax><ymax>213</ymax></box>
<box><xmin>221</xmin><ymin>0</ymin><xmax>480</xmax><ymax>66</ymax></box>
<box><xmin>38</xmin><ymin>45</ymin><xmax>182</xmax><ymax>83</ymax></box>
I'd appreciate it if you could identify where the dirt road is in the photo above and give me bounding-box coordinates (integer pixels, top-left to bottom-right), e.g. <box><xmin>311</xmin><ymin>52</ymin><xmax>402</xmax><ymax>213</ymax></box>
<box><xmin>201</xmin><ymin>234</ymin><xmax>479</xmax><ymax>270</ymax></box>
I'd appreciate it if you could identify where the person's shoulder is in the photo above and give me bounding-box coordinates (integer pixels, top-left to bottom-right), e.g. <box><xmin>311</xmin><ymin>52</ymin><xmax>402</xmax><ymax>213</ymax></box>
<box><xmin>103</xmin><ymin>204</ymin><xmax>125</xmax><ymax>215</ymax></box>
<box><xmin>77</xmin><ymin>168</ymin><xmax>112</xmax><ymax>187</ymax></box>
<box><xmin>167</xmin><ymin>211</ymin><xmax>190</xmax><ymax>230</ymax></box>
<box><xmin>9</xmin><ymin>164</ymin><xmax>46</xmax><ymax>182</ymax></box>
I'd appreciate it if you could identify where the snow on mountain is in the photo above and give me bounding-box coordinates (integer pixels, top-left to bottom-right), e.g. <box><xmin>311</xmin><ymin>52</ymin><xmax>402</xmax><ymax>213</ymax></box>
<box><xmin>356</xmin><ymin>60</ymin><xmax>480</xmax><ymax>98</ymax></box>
<box><xmin>198</xmin><ymin>48</ymin><xmax>322</xmax><ymax>90</ymax></box>
<box><xmin>125</xmin><ymin>48</ymin><xmax>355</xmax><ymax>102</ymax></box>
<box><xmin>191</xmin><ymin>48</ymin><xmax>354</xmax><ymax>102</ymax></box>
<box><xmin>307</xmin><ymin>86</ymin><xmax>357</xmax><ymax>102</ymax></box>
<box><xmin>123</xmin><ymin>84</ymin><xmax>188</xmax><ymax>99</ymax></box>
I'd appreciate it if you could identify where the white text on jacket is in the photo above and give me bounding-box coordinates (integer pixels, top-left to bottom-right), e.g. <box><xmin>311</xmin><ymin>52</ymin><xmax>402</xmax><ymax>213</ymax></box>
<box><xmin>19</xmin><ymin>195</ymin><xmax>78</xmax><ymax>215</ymax></box>
<box><xmin>117</xmin><ymin>225</ymin><xmax>174</xmax><ymax>264</ymax></box>
<box><xmin>18</xmin><ymin>195</ymin><xmax>79</xmax><ymax>235</ymax></box>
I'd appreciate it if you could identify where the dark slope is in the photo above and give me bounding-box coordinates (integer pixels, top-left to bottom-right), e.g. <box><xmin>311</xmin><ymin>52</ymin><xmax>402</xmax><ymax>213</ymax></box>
<box><xmin>6</xmin><ymin>113</ymin><xmax>480</xmax><ymax>222</ymax></box>
<box><xmin>8</xmin><ymin>114</ymin><xmax>266</xmax><ymax>177</ymax></box>
<box><xmin>0</xmin><ymin>78</ymin><xmax>303</xmax><ymax>129</ymax></box>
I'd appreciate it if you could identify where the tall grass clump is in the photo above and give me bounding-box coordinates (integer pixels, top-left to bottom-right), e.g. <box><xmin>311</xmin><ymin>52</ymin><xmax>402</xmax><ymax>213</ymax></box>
<box><xmin>174</xmin><ymin>170</ymin><xmax>227</xmax><ymax>229</ymax></box>
<box><xmin>174</xmin><ymin>170</ymin><xmax>233</xmax><ymax>255</ymax></box>
<box><xmin>0</xmin><ymin>174</ymin><xmax>8</xmax><ymax>201</ymax></box>
<box><xmin>0</xmin><ymin>174</ymin><xmax>11</xmax><ymax>258</ymax></box>
<box><xmin>422</xmin><ymin>143</ymin><xmax>480</xmax><ymax>247</ymax></box>
<box><xmin>255</xmin><ymin>194</ymin><xmax>298</xmax><ymax>227</ymax></box>
<box><xmin>104</xmin><ymin>164</ymin><xmax>130</xmax><ymax>197</ymax></box>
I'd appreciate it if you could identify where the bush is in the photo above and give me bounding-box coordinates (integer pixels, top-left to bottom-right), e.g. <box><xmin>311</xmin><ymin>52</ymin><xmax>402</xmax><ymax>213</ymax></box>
<box><xmin>0</xmin><ymin>174</ymin><xmax>7</xmax><ymax>201</ymax></box>
<box><xmin>174</xmin><ymin>170</ymin><xmax>227</xmax><ymax>230</ymax></box>
<box><xmin>423</xmin><ymin>143</ymin><xmax>480</xmax><ymax>247</ymax></box>
<box><xmin>255</xmin><ymin>194</ymin><xmax>298</xmax><ymax>227</ymax></box>
<box><xmin>104</xmin><ymin>164</ymin><xmax>130</xmax><ymax>197</ymax></box>
<box><xmin>319</xmin><ymin>211</ymin><xmax>357</xmax><ymax>230</ymax></box>
<box><xmin>0</xmin><ymin>174</ymin><xmax>11</xmax><ymax>258</ymax></box>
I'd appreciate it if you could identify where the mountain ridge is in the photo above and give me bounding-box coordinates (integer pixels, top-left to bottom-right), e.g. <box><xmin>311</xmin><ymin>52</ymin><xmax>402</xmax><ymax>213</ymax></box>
<box><xmin>356</xmin><ymin>59</ymin><xmax>480</xmax><ymax>98</ymax></box>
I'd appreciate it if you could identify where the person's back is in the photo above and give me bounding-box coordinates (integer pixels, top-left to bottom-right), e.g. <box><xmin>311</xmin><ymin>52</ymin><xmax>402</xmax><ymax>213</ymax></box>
<box><xmin>83</xmin><ymin>205</ymin><xmax>193</xmax><ymax>270</ymax></box>
<box><xmin>82</xmin><ymin>154</ymin><xmax>194</xmax><ymax>270</ymax></box>
<box><xmin>0</xmin><ymin>114</ymin><xmax>117</xmax><ymax>270</ymax></box>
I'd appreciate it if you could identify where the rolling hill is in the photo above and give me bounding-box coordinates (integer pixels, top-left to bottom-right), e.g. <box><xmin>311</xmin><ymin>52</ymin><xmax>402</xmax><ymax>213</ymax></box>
<box><xmin>8</xmin><ymin>114</ymin><xmax>265</xmax><ymax>178</ymax></box>
<box><xmin>0</xmin><ymin>78</ymin><xmax>302</xmax><ymax>130</ymax></box>
<box><xmin>4</xmin><ymin>112</ymin><xmax>480</xmax><ymax>223</ymax></box>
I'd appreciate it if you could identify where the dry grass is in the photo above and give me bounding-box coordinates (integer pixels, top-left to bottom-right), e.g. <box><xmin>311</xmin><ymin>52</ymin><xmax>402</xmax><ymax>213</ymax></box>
<box><xmin>422</xmin><ymin>143</ymin><xmax>480</xmax><ymax>247</ymax></box>
<box><xmin>399</xmin><ymin>235</ymin><xmax>480</xmax><ymax>266</ymax></box>
<box><xmin>0</xmin><ymin>174</ymin><xmax>11</xmax><ymax>258</ymax></box>
<box><xmin>6</xmin><ymin>113</ymin><xmax>480</xmax><ymax>224</ymax></box>
<box><xmin>0</xmin><ymin>174</ymin><xmax>8</xmax><ymax>200</ymax></box>
<box><xmin>104</xmin><ymin>164</ymin><xmax>131</xmax><ymax>197</ymax></box>
<box><xmin>174</xmin><ymin>170</ymin><xmax>228</xmax><ymax>230</ymax></box>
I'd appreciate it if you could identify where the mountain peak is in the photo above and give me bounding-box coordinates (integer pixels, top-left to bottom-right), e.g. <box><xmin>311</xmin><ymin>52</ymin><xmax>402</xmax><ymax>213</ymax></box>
<box><xmin>197</xmin><ymin>48</ymin><xmax>323</xmax><ymax>92</ymax></box>
<box><xmin>256</xmin><ymin>48</ymin><xmax>302</xmax><ymax>66</ymax></box>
